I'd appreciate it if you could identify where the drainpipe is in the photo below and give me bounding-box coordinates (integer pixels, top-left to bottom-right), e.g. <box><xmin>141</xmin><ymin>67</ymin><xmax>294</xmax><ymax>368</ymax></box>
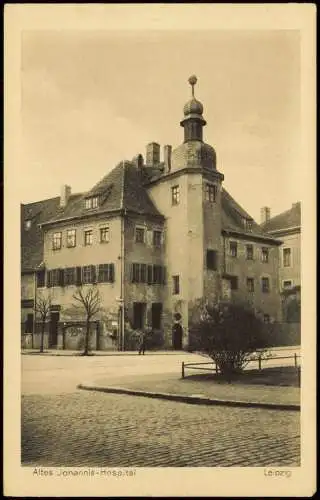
<box><xmin>119</xmin><ymin>209</ymin><xmax>126</xmax><ymax>351</ymax></box>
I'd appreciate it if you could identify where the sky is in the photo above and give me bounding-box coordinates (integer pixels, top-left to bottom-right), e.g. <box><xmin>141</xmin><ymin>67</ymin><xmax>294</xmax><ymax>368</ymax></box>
<box><xmin>20</xmin><ymin>29</ymin><xmax>301</xmax><ymax>222</ymax></box>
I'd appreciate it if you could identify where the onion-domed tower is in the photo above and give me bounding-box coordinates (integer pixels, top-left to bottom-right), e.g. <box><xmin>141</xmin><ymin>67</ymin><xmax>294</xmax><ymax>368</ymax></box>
<box><xmin>180</xmin><ymin>75</ymin><xmax>206</xmax><ymax>142</ymax></box>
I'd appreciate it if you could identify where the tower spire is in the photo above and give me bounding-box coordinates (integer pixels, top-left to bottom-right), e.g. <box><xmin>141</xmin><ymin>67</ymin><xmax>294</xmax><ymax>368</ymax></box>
<box><xmin>180</xmin><ymin>75</ymin><xmax>206</xmax><ymax>142</ymax></box>
<box><xmin>188</xmin><ymin>75</ymin><xmax>197</xmax><ymax>98</ymax></box>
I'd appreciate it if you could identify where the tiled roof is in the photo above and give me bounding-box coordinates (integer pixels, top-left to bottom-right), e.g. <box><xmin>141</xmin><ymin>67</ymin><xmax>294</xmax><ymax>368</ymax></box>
<box><xmin>21</xmin><ymin>162</ymin><xmax>163</xmax><ymax>271</ymax></box>
<box><xmin>21</xmin><ymin>194</ymin><xmax>82</xmax><ymax>271</ymax></box>
<box><xmin>221</xmin><ymin>188</ymin><xmax>266</xmax><ymax>237</ymax></box>
<box><xmin>261</xmin><ymin>202</ymin><xmax>301</xmax><ymax>233</ymax></box>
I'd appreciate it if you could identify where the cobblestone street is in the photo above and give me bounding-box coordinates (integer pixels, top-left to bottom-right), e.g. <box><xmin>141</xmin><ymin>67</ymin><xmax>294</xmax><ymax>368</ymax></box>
<box><xmin>22</xmin><ymin>391</ymin><xmax>300</xmax><ymax>467</ymax></box>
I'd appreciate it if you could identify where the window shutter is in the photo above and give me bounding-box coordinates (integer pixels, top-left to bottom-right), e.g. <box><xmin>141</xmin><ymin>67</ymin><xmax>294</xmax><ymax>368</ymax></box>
<box><xmin>147</xmin><ymin>265</ymin><xmax>153</xmax><ymax>284</ymax></box>
<box><xmin>47</xmin><ymin>270</ymin><xmax>52</xmax><ymax>288</ymax></box>
<box><xmin>76</xmin><ymin>266</ymin><xmax>82</xmax><ymax>286</ymax></box>
<box><xmin>162</xmin><ymin>266</ymin><xmax>167</xmax><ymax>285</ymax></box>
<box><xmin>141</xmin><ymin>264</ymin><xmax>147</xmax><ymax>283</ymax></box>
<box><xmin>130</xmin><ymin>263</ymin><xmax>134</xmax><ymax>283</ymax></box>
<box><xmin>109</xmin><ymin>263</ymin><xmax>115</xmax><ymax>283</ymax></box>
<box><xmin>59</xmin><ymin>268</ymin><xmax>65</xmax><ymax>287</ymax></box>
<box><xmin>91</xmin><ymin>265</ymin><xmax>97</xmax><ymax>284</ymax></box>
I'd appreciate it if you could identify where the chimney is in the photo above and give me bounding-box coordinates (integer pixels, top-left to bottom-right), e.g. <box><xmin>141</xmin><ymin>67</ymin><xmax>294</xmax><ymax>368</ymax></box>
<box><xmin>292</xmin><ymin>201</ymin><xmax>300</xmax><ymax>209</ymax></box>
<box><xmin>260</xmin><ymin>206</ymin><xmax>271</xmax><ymax>224</ymax></box>
<box><xmin>163</xmin><ymin>145</ymin><xmax>172</xmax><ymax>173</ymax></box>
<box><xmin>60</xmin><ymin>185</ymin><xmax>71</xmax><ymax>208</ymax></box>
<box><xmin>132</xmin><ymin>154</ymin><xmax>144</xmax><ymax>169</ymax></box>
<box><xmin>146</xmin><ymin>142</ymin><xmax>160</xmax><ymax>167</ymax></box>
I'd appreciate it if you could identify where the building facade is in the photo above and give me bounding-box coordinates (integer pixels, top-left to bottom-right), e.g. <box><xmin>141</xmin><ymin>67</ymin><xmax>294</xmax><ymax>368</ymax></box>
<box><xmin>21</xmin><ymin>76</ymin><xmax>282</xmax><ymax>350</ymax></box>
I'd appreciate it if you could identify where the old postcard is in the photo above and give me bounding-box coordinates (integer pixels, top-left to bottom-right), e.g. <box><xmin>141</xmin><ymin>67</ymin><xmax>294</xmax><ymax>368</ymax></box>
<box><xmin>4</xmin><ymin>3</ymin><xmax>316</xmax><ymax>497</ymax></box>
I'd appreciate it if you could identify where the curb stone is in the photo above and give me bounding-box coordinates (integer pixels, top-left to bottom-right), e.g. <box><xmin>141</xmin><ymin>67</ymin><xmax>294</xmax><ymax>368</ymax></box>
<box><xmin>77</xmin><ymin>383</ymin><xmax>300</xmax><ymax>412</ymax></box>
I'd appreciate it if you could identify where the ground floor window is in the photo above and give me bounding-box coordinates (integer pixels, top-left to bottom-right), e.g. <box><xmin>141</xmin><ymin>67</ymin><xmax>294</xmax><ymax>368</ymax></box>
<box><xmin>25</xmin><ymin>313</ymin><xmax>33</xmax><ymax>333</ymax></box>
<box><xmin>151</xmin><ymin>303</ymin><xmax>162</xmax><ymax>329</ymax></box>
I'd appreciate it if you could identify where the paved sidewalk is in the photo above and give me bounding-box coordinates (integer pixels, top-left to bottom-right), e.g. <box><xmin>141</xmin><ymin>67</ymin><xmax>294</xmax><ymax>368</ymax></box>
<box><xmin>79</xmin><ymin>371</ymin><xmax>300</xmax><ymax>411</ymax></box>
<box><xmin>21</xmin><ymin>349</ymin><xmax>187</xmax><ymax>356</ymax></box>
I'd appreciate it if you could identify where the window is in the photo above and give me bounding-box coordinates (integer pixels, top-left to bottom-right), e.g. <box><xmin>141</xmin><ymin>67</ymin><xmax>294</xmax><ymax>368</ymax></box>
<box><xmin>172</xmin><ymin>275</ymin><xmax>180</xmax><ymax>295</ymax></box>
<box><xmin>36</xmin><ymin>270</ymin><xmax>45</xmax><ymax>288</ymax></box>
<box><xmin>246</xmin><ymin>244</ymin><xmax>254</xmax><ymax>260</ymax></box>
<box><xmin>261</xmin><ymin>247</ymin><xmax>269</xmax><ymax>263</ymax></box>
<box><xmin>64</xmin><ymin>267</ymin><xmax>75</xmax><ymax>286</ymax></box>
<box><xmin>66</xmin><ymin>229</ymin><xmax>76</xmax><ymax>248</ymax></box>
<box><xmin>283</xmin><ymin>280</ymin><xmax>293</xmax><ymax>290</ymax></box>
<box><xmin>263</xmin><ymin>314</ymin><xmax>270</xmax><ymax>323</ymax></box>
<box><xmin>245</xmin><ymin>219</ymin><xmax>253</xmax><ymax>232</ymax></box>
<box><xmin>135</xmin><ymin>227</ymin><xmax>145</xmax><ymax>244</ymax></box>
<box><xmin>151</xmin><ymin>303</ymin><xmax>163</xmax><ymax>329</ymax></box>
<box><xmin>100</xmin><ymin>227</ymin><xmax>110</xmax><ymax>243</ymax></box>
<box><xmin>229</xmin><ymin>241</ymin><xmax>237</xmax><ymax>258</ymax></box>
<box><xmin>131</xmin><ymin>263</ymin><xmax>165</xmax><ymax>284</ymax></box>
<box><xmin>51</xmin><ymin>269</ymin><xmax>60</xmax><ymax>287</ymax></box>
<box><xmin>25</xmin><ymin>220</ymin><xmax>32</xmax><ymax>230</ymax></box>
<box><xmin>261</xmin><ymin>277</ymin><xmax>270</xmax><ymax>293</ymax></box>
<box><xmin>171</xmin><ymin>185</ymin><xmax>180</xmax><ymax>206</ymax></box>
<box><xmin>283</xmin><ymin>248</ymin><xmax>291</xmax><ymax>267</ymax></box>
<box><xmin>206</xmin><ymin>250</ymin><xmax>217</xmax><ymax>270</ymax></box>
<box><xmin>98</xmin><ymin>264</ymin><xmax>115</xmax><ymax>283</ymax></box>
<box><xmin>153</xmin><ymin>230</ymin><xmax>162</xmax><ymax>247</ymax></box>
<box><xmin>132</xmin><ymin>263</ymin><xmax>141</xmax><ymax>283</ymax></box>
<box><xmin>153</xmin><ymin>265</ymin><xmax>163</xmax><ymax>284</ymax></box>
<box><xmin>205</xmin><ymin>183</ymin><xmax>217</xmax><ymax>202</ymax></box>
<box><xmin>52</xmin><ymin>232</ymin><xmax>62</xmax><ymax>250</ymax></box>
<box><xmin>84</xmin><ymin>230</ymin><xmax>93</xmax><ymax>246</ymax></box>
<box><xmin>247</xmin><ymin>278</ymin><xmax>254</xmax><ymax>293</ymax></box>
<box><xmin>230</xmin><ymin>276</ymin><xmax>238</xmax><ymax>290</ymax></box>
<box><xmin>25</xmin><ymin>313</ymin><xmax>33</xmax><ymax>333</ymax></box>
<box><xmin>85</xmin><ymin>196</ymin><xmax>99</xmax><ymax>210</ymax></box>
<box><xmin>133</xmin><ymin>302</ymin><xmax>146</xmax><ymax>329</ymax></box>
<box><xmin>82</xmin><ymin>265</ymin><xmax>96</xmax><ymax>284</ymax></box>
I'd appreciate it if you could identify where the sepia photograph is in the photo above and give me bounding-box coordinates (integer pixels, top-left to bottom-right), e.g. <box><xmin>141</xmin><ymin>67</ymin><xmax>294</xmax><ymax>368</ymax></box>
<box><xmin>4</xmin><ymin>4</ymin><xmax>316</xmax><ymax>497</ymax></box>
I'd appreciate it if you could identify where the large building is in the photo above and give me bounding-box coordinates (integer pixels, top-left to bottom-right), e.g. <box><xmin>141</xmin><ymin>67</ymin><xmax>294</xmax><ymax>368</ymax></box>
<box><xmin>261</xmin><ymin>202</ymin><xmax>301</xmax><ymax>322</ymax></box>
<box><xmin>21</xmin><ymin>76</ymin><xmax>283</xmax><ymax>350</ymax></box>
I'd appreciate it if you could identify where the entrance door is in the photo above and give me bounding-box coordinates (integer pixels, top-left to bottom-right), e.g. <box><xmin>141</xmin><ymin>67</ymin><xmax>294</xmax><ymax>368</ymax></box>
<box><xmin>49</xmin><ymin>312</ymin><xmax>60</xmax><ymax>347</ymax></box>
<box><xmin>173</xmin><ymin>323</ymin><xmax>183</xmax><ymax>350</ymax></box>
<box><xmin>133</xmin><ymin>302</ymin><xmax>146</xmax><ymax>329</ymax></box>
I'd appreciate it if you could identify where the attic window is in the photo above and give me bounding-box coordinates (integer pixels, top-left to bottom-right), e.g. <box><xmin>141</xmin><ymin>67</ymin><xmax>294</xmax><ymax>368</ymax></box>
<box><xmin>85</xmin><ymin>196</ymin><xmax>99</xmax><ymax>210</ymax></box>
<box><xmin>25</xmin><ymin>220</ymin><xmax>32</xmax><ymax>230</ymax></box>
<box><xmin>244</xmin><ymin>219</ymin><xmax>253</xmax><ymax>232</ymax></box>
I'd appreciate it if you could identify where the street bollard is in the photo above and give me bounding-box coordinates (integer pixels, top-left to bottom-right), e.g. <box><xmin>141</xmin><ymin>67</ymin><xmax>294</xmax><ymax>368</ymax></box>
<box><xmin>258</xmin><ymin>355</ymin><xmax>262</xmax><ymax>371</ymax></box>
<box><xmin>182</xmin><ymin>361</ymin><xmax>185</xmax><ymax>379</ymax></box>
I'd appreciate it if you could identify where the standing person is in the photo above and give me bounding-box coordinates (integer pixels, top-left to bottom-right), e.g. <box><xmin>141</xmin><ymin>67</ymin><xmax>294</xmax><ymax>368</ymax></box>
<box><xmin>138</xmin><ymin>330</ymin><xmax>147</xmax><ymax>355</ymax></box>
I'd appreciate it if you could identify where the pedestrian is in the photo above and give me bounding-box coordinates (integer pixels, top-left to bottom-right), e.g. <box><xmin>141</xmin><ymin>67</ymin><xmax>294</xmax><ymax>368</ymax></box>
<box><xmin>138</xmin><ymin>330</ymin><xmax>147</xmax><ymax>355</ymax></box>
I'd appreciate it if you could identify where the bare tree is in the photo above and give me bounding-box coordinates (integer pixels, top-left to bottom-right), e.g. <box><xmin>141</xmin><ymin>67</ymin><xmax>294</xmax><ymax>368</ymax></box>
<box><xmin>71</xmin><ymin>286</ymin><xmax>102</xmax><ymax>355</ymax></box>
<box><xmin>35</xmin><ymin>293</ymin><xmax>52</xmax><ymax>353</ymax></box>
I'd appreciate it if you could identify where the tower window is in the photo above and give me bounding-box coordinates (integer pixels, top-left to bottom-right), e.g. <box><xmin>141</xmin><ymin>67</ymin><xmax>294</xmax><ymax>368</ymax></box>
<box><xmin>135</xmin><ymin>227</ymin><xmax>145</xmax><ymax>244</ymax></box>
<box><xmin>205</xmin><ymin>184</ymin><xmax>217</xmax><ymax>202</ymax></box>
<box><xmin>206</xmin><ymin>250</ymin><xmax>217</xmax><ymax>270</ymax></box>
<box><xmin>229</xmin><ymin>241</ymin><xmax>238</xmax><ymax>258</ymax></box>
<box><xmin>171</xmin><ymin>186</ymin><xmax>180</xmax><ymax>206</ymax></box>
<box><xmin>172</xmin><ymin>275</ymin><xmax>180</xmax><ymax>295</ymax></box>
<box><xmin>283</xmin><ymin>248</ymin><xmax>291</xmax><ymax>267</ymax></box>
<box><xmin>247</xmin><ymin>278</ymin><xmax>254</xmax><ymax>293</ymax></box>
<box><xmin>261</xmin><ymin>277</ymin><xmax>270</xmax><ymax>293</ymax></box>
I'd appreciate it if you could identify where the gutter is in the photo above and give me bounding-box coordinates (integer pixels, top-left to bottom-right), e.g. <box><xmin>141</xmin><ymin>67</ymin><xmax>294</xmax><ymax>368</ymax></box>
<box><xmin>221</xmin><ymin>229</ymin><xmax>283</xmax><ymax>246</ymax></box>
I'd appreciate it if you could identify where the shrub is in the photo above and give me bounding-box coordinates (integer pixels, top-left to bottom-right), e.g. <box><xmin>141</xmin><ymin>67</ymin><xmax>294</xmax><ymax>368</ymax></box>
<box><xmin>189</xmin><ymin>302</ymin><xmax>270</xmax><ymax>377</ymax></box>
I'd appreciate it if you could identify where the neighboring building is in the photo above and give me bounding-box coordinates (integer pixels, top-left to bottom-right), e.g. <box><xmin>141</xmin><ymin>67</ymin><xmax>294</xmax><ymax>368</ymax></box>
<box><xmin>21</xmin><ymin>76</ymin><xmax>283</xmax><ymax>350</ymax></box>
<box><xmin>261</xmin><ymin>202</ymin><xmax>301</xmax><ymax>322</ymax></box>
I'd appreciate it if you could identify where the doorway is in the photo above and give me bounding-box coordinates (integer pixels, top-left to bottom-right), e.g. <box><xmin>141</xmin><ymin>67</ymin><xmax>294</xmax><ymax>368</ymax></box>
<box><xmin>172</xmin><ymin>323</ymin><xmax>183</xmax><ymax>350</ymax></box>
<box><xmin>49</xmin><ymin>312</ymin><xmax>60</xmax><ymax>347</ymax></box>
<box><xmin>133</xmin><ymin>302</ymin><xmax>146</xmax><ymax>330</ymax></box>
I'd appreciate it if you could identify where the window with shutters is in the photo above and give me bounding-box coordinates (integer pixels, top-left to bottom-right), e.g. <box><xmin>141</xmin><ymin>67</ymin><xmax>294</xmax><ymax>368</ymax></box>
<box><xmin>76</xmin><ymin>267</ymin><xmax>82</xmax><ymax>286</ymax></box>
<box><xmin>51</xmin><ymin>269</ymin><xmax>60</xmax><ymax>287</ymax></box>
<box><xmin>247</xmin><ymin>277</ymin><xmax>254</xmax><ymax>293</ymax></box>
<box><xmin>153</xmin><ymin>265</ymin><xmax>162</xmax><ymax>284</ymax></box>
<box><xmin>36</xmin><ymin>270</ymin><xmax>45</xmax><ymax>288</ymax></box>
<box><xmin>64</xmin><ymin>267</ymin><xmax>75</xmax><ymax>286</ymax></box>
<box><xmin>98</xmin><ymin>264</ymin><xmax>115</xmax><ymax>283</ymax></box>
<box><xmin>206</xmin><ymin>250</ymin><xmax>217</xmax><ymax>270</ymax></box>
<box><xmin>83</xmin><ymin>265</ymin><xmax>95</xmax><ymax>284</ymax></box>
<box><xmin>147</xmin><ymin>265</ymin><xmax>153</xmax><ymax>284</ymax></box>
<box><xmin>52</xmin><ymin>232</ymin><xmax>62</xmax><ymax>250</ymax></box>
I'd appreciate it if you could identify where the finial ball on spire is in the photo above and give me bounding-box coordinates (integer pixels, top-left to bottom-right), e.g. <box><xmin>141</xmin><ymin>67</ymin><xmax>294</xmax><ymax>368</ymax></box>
<box><xmin>188</xmin><ymin>75</ymin><xmax>197</xmax><ymax>86</ymax></box>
